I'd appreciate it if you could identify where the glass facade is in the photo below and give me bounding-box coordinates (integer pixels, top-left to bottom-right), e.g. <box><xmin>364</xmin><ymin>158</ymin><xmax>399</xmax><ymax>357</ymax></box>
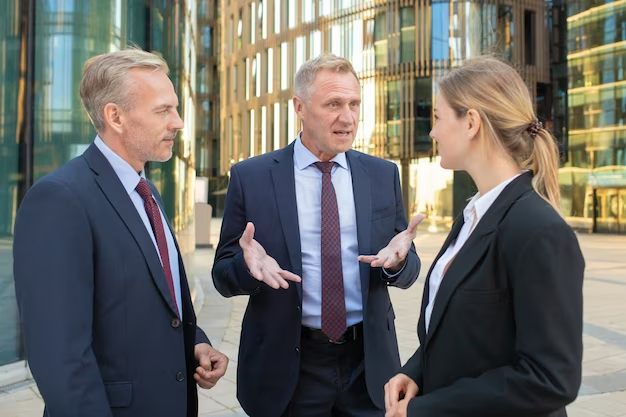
<box><xmin>219</xmin><ymin>0</ymin><xmax>548</xmax><ymax>230</ymax></box>
<box><xmin>0</xmin><ymin>0</ymin><xmax>24</xmax><ymax>372</ymax></box>
<box><xmin>561</xmin><ymin>0</ymin><xmax>626</xmax><ymax>233</ymax></box>
<box><xmin>0</xmin><ymin>0</ymin><xmax>202</xmax><ymax>383</ymax></box>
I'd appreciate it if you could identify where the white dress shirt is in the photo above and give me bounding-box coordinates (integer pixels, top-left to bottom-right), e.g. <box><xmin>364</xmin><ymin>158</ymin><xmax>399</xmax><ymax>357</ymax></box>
<box><xmin>293</xmin><ymin>136</ymin><xmax>363</xmax><ymax>328</ymax></box>
<box><xmin>424</xmin><ymin>173</ymin><xmax>522</xmax><ymax>333</ymax></box>
<box><xmin>94</xmin><ymin>136</ymin><xmax>183</xmax><ymax>318</ymax></box>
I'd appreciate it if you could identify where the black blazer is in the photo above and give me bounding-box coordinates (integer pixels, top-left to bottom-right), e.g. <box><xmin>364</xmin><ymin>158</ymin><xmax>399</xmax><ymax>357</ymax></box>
<box><xmin>13</xmin><ymin>143</ymin><xmax>209</xmax><ymax>417</ymax></box>
<box><xmin>212</xmin><ymin>143</ymin><xmax>421</xmax><ymax>417</ymax></box>
<box><xmin>400</xmin><ymin>172</ymin><xmax>584</xmax><ymax>417</ymax></box>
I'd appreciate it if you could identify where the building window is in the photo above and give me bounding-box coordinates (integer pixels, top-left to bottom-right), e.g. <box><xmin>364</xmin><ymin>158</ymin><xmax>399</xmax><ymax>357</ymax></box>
<box><xmin>387</xmin><ymin>80</ymin><xmax>402</xmax><ymax>157</ymax></box>
<box><xmin>351</xmin><ymin>20</ymin><xmax>364</xmax><ymax>72</ymax></box>
<box><xmin>331</xmin><ymin>25</ymin><xmax>342</xmax><ymax>57</ymax></box>
<box><xmin>289</xmin><ymin>0</ymin><xmax>297</xmax><ymax>29</ymax></box>
<box><xmin>288</xmin><ymin>99</ymin><xmax>296</xmax><ymax>141</ymax></box>
<box><xmin>233</xmin><ymin>64</ymin><xmax>238</xmax><ymax>101</ymax></box>
<box><xmin>246</xmin><ymin>58</ymin><xmax>250</xmax><ymax>100</ymax></box>
<box><xmin>498</xmin><ymin>5</ymin><xmax>514</xmax><ymax>61</ymax></box>
<box><xmin>374</xmin><ymin>13</ymin><xmax>388</xmax><ymax>68</ymax></box>
<box><xmin>250</xmin><ymin>2</ymin><xmax>256</xmax><ymax>45</ymax></box>
<box><xmin>432</xmin><ymin>1</ymin><xmax>449</xmax><ymax>61</ymax></box>
<box><xmin>267</xmin><ymin>48</ymin><xmax>274</xmax><ymax>93</ymax></box>
<box><xmin>261</xmin><ymin>106</ymin><xmax>267</xmax><ymax>153</ymax></box>
<box><xmin>320</xmin><ymin>0</ymin><xmax>331</xmax><ymax>17</ymax></box>
<box><xmin>311</xmin><ymin>30</ymin><xmax>321</xmax><ymax>59</ymax></box>
<box><xmin>303</xmin><ymin>0</ymin><xmax>314</xmax><ymax>23</ymax></box>
<box><xmin>274</xmin><ymin>102</ymin><xmax>281</xmax><ymax>149</ymax></box>
<box><xmin>400</xmin><ymin>7</ymin><xmax>416</xmax><ymax>63</ymax></box>
<box><xmin>250</xmin><ymin>109</ymin><xmax>255</xmax><ymax>157</ymax></box>
<box><xmin>281</xmin><ymin>42</ymin><xmax>288</xmax><ymax>90</ymax></box>
<box><xmin>228</xmin><ymin>15</ymin><xmax>234</xmax><ymax>53</ymax></box>
<box><xmin>274</xmin><ymin>0</ymin><xmax>281</xmax><ymax>34</ymax></box>
<box><xmin>255</xmin><ymin>53</ymin><xmax>261</xmax><ymax>97</ymax></box>
<box><xmin>415</xmin><ymin>78</ymin><xmax>433</xmax><ymax>154</ymax></box>
<box><xmin>295</xmin><ymin>36</ymin><xmax>305</xmax><ymax>71</ymax></box>
<box><xmin>237</xmin><ymin>9</ymin><xmax>243</xmax><ymax>50</ymax></box>
<box><xmin>524</xmin><ymin>10</ymin><xmax>536</xmax><ymax>65</ymax></box>
<box><xmin>261</xmin><ymin>0</ymin><xmax>267</xmax><ymax>39</ymax></box>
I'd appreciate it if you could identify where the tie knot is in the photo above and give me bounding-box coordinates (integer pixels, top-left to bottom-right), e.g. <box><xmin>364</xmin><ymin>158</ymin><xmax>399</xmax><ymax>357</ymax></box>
<box><xmin>135</xmin><ymin>178</ymin><xmax>153</xmax><ymax>201</ymax></box>
<box><xmin>314</xmin><ymin>161</ymin><xmax>335</xmax><ymax>174</ymax></box>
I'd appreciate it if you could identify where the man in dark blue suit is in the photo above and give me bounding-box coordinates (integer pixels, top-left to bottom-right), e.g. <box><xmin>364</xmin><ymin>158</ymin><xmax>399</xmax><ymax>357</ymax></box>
<box><xmin>13</xmin><ymin>48</ymin><xmax>228</xmax><ymax>417</ymax></box>
<box><xmin>212</xmin><ymin>53</ymin><xmax>423</xmax><ymax>417</ymax></box>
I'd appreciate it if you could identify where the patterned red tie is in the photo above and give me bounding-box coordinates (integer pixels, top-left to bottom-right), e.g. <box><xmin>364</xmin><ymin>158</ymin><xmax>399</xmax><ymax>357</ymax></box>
<box><xmin>136</xmin><ymin>178</ymin><xmax>179</xmax><ymax>316</ymax></box>
<box><xmin>314</xmin><ymin>161</ymin><xmax>347</xmax><ymax>342</ymax></box>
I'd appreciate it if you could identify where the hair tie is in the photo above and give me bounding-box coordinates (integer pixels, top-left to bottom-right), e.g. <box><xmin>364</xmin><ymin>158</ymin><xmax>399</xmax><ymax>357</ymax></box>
<box><xmin>526</xmin><ymin>118</ymin><xmax>543</xmax><ymax>138</ymax></box>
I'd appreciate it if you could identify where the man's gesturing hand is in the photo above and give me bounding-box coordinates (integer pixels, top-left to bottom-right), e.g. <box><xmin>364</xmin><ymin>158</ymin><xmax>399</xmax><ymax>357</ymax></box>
<box><xmin>239</xmin><ymin>222</ymin><xmax>301</xmax><ymax>289</ymax></box>
<box><xmin>358</xmin><ymin>213</ymin><xmax>425</xmax><ymax>273</ymax></box>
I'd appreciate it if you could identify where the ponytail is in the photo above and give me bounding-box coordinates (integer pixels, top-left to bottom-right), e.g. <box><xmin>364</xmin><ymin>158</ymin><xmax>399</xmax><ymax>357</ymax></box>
<box><xmin>523</xmin><ymin>129</ymin><xmax>561</xmax><ymax>212</ymax></box>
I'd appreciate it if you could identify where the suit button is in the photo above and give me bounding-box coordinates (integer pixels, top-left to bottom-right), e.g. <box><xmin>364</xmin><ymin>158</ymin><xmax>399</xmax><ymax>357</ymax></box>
<box><xmin>176</xmin><ymin>371</ymin><xmax>185</xmax><ymax>382</ymax></box>
<box><xmin>295</xmin><ymin>347</ymin><xmax>300</xmax><ymax>353</ymax></box>
<box><xmin>171</xmin><ymin>318</ymin><xmax>181</xmax><ymax>328</ymax></box>
<box><xmin>297</xmin><ymin>306</ymin><xmax>301</xmax><ymax>312</ymax></box>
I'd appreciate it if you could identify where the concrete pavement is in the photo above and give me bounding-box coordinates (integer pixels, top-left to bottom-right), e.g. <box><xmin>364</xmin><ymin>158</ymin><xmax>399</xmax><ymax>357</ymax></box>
<box><xmin>1</xmin><ymin>220</ymin><xmax>626</xmax><ymax>416</ymax></box>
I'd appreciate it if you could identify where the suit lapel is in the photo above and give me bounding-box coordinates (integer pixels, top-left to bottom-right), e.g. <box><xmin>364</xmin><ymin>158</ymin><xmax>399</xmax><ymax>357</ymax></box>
<box><xmin>270</xmin><ymin>144</ymin><xmax>303</xmax><ymax>301</ymax></box>
<box><xmin>83</xmin><ymin>144</ymin><xmax>179</xmax><ymax>317</ymax></box>
<box><xmin>418</xmin><ymin>213</ymin><xmax>465</xmax><ymax>341</ymax></box>
<box><xmin>346</xmin><ymin>151</ymin><xmax>372</xmax><ymax>311</ymax></box>
<box><xmin>423</xmin><ymin>173</ymin><xmax>534</xmax><ymax>349</ymax></box>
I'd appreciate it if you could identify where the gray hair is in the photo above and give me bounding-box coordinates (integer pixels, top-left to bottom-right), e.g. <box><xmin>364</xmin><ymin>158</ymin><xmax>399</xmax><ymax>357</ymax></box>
<box><xmin>294</xmin><ymin>52</ymin><xmax>360</xmax><ymax>102</ymax></box>
<box><xmin>79</xmin><ymin>47</ymin><xmax>169</xmax><ymax>131</ymax></box>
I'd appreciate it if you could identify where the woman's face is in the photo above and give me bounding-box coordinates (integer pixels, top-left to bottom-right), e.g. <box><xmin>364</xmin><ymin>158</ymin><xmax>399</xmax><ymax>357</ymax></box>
<box><xmin>430</xmin><ymin>93</ymin><xmax>473</xmax><ymax>171</ymax></box>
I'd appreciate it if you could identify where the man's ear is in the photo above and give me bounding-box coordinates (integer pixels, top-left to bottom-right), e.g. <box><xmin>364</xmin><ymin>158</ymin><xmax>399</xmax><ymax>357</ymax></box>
<box><xmin>293</xmin><ymin>96</ymin><xmax>306</xmax><ymax>121</ymax></box>
<box><xmin>103</xmin><ymin>103</ymin><xmax>124</xmax><ymax>134</ymax></box>
<box><xmin>466</xmin><ymin>109</ymin><xmax>481</xmax><ymax>140</ymax></box>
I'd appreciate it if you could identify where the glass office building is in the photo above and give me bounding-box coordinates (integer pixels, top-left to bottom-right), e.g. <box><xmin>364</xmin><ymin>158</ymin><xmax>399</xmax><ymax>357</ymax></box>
<box><xmin>560</xmin><ymin>0</ymin><xmax>626</xmax><ymax>233</ymax></box>
<box><xmin>219</xmin><ymin>0</ymin><xmax>549</xmax><ymax>230</ymax></box>
<box><xmin>0</xmin><ymin>0</ymin><xmax>202</xmax><ymax>387</ymax></box>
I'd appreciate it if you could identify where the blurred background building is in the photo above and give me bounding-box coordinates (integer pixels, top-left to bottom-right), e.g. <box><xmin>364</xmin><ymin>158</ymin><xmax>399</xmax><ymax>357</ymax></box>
<box><xmin>2</xmin><ymin>0</ymin><xmax>626</xmax><ymax>389</ymax></box>
<box><xmin>218</xmin><ymin>0</ymin><xmax>550</xmax><ymax>233</ymax></box>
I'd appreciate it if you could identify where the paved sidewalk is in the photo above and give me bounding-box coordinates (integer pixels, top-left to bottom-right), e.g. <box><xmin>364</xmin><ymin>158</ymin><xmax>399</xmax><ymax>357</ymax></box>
<box><xmin>1</xmin><ymin>220</ymin><xmax>626</xmax><ymax>416</ymax></box>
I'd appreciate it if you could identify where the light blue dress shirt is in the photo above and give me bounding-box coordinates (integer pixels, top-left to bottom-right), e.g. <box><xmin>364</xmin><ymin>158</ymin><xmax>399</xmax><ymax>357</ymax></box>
<box><xmin>293</xmin><ymin>136</ymin><xmax>363</xmax><ymax>328</ymax></box>
<box><xmin>94</xmin><ymin>136</ymin><xmax>183</xmax><ymax>318</ymax></box>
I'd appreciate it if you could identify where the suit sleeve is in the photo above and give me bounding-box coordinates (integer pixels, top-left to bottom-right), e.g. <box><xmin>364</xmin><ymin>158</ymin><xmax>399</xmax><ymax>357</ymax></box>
<box><xmin>400</xmin><ymin>346</ymin><xmax>424</xmax><ymax>389</ymax></box>
<box><xmin>13</xmin><ymin>179</ymin><xmax>113</xmax><ymax>417</ymax></box>
<box><xmin>384</xmin><ymin>164</ymin><xmax>420</xmax><ymax>289</ymax></box>
<box><xmin>406</xmin><ymin>223</ymin><xmax>584</xmax><ymax>417</ymax></box>
<box><xmin>212</xmin><ymin>165</ymin><xmax>261</xmax><ymax>297</ymax></box>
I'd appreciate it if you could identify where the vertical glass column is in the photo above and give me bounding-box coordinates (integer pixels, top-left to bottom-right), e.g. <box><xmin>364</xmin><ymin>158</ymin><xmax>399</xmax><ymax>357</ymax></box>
<box><xmin>0</xmin><ymin>0</ymin><xmax>24</xmax><ymax>368</ymax></box>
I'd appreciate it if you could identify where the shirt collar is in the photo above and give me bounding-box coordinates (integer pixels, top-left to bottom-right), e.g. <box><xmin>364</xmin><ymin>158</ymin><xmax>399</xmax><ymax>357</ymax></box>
<box><xmin>464</xmin><ymin>173</ymin><xmax>522</xmax><ymax>223</ymax></box>
<box><xmin>293</xmin><ymin>133</ymin><xmax>348</xmax><ymax>171</ymax></box>
<box><xmin>94</xmin><ymin>135</ymin><xmax>146</xmax><ymax>196</ymax></box>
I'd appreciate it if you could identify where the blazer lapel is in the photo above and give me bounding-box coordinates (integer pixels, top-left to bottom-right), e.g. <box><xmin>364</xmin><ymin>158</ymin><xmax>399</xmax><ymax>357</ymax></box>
<box><xmin>83</xmin><ymin>143</ymin><xmax>179</xmax><ymax>317</ymax></box>
<box><xmin>423</xmin><ymin>173</ymin><xmax>534</xmax><ymax>349</ymax></box>
<box><xmin>270</xmin><ymin>143</ymin><xmax>303</xmax><ymax>301</ymax></box>
<box><xmin>418</xmin><ymin>213</ymin><xmax>465</xmax><ymax>341</ymax></box>
<box><xmin>346</xmin><ymin>151</ymin><xmax>372</xmax><ymax>311</ymax></box>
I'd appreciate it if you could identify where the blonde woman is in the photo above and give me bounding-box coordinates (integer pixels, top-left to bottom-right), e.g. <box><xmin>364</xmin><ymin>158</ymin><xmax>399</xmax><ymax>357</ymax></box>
<box><xmin>384</xmin><ymin>57</ymin><xmax>584</xmax><ymax>417</ymax></box>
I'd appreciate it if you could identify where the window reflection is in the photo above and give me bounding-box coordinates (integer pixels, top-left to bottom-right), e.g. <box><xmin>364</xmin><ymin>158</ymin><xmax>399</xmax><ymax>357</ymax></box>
<box><xmin>432</xmin><ymin>1</ymin><xmax>449</xmax><ymax>61</ymax></box>
<box><xmin>400</xmin><ymin>7</ymin><xmax>416</xmax><ymax>63</ymax></box>
<box><xmin>374</xmin><ymin>12</ymin><xmax>388</xmax><ymax>68</ymax></box>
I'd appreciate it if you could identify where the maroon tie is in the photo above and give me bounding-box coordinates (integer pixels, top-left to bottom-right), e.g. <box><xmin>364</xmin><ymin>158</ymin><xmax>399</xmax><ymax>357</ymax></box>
<box><xmin>136</xmin><ymin>178</ymin><xmax>179</xmax><ymax>316</ymax></box>
<box><xmin>314</xmin><ymin>161</ymin><xmax>347</xmax><ymax>342</ymax></box>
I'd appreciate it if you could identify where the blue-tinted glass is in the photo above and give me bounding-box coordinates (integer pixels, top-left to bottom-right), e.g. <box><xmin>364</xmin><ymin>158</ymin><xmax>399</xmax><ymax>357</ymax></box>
<box><xmin>0</xmin><ymin>0</ymin><xmax>24</xmax><ymax>367</ymax></box>
<box><xmin>432</xmin><ymin>1</ymin><xmax>449</xmax><ymax>60</ymax></box>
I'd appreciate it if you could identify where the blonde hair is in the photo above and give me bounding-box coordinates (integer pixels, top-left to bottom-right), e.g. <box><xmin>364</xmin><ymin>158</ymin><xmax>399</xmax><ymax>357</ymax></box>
<box><xmin>438</xmin><ymin>56</ymin><xmax>561</xmax><ymax>211</ymax></box>
<box><xmin>79</xmin><ymin>47</ymin><xmax>169</xmax><ymax>131</ymax></box>
<box><xmin>294</xmin><ymin>52</ymin><xmax>360</xmax><ymax>102</ymax></box>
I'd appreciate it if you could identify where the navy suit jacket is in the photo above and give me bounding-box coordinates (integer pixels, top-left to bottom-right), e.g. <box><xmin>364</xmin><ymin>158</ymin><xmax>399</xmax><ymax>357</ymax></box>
<box><xmin>13</xmin><ymin>143</ymin><xmax>209</xmax><ymax>417</ymax></box>
<box><xmin>212</xmin><ymin>143</ymin><xmax>421</xmax><ymax>416</ymax></box>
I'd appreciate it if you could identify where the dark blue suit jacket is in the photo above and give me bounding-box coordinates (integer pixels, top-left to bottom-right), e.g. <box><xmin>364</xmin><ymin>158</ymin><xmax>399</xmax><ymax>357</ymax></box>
<box><xmin>13</xmin><ymin>143</ymin><xmax>209</xmax><ymax>417</ymax></box>
<box><xmin>212</xmin><ymin>143</ymin><xmax>421</xmax><ymax>416</ymax></box>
